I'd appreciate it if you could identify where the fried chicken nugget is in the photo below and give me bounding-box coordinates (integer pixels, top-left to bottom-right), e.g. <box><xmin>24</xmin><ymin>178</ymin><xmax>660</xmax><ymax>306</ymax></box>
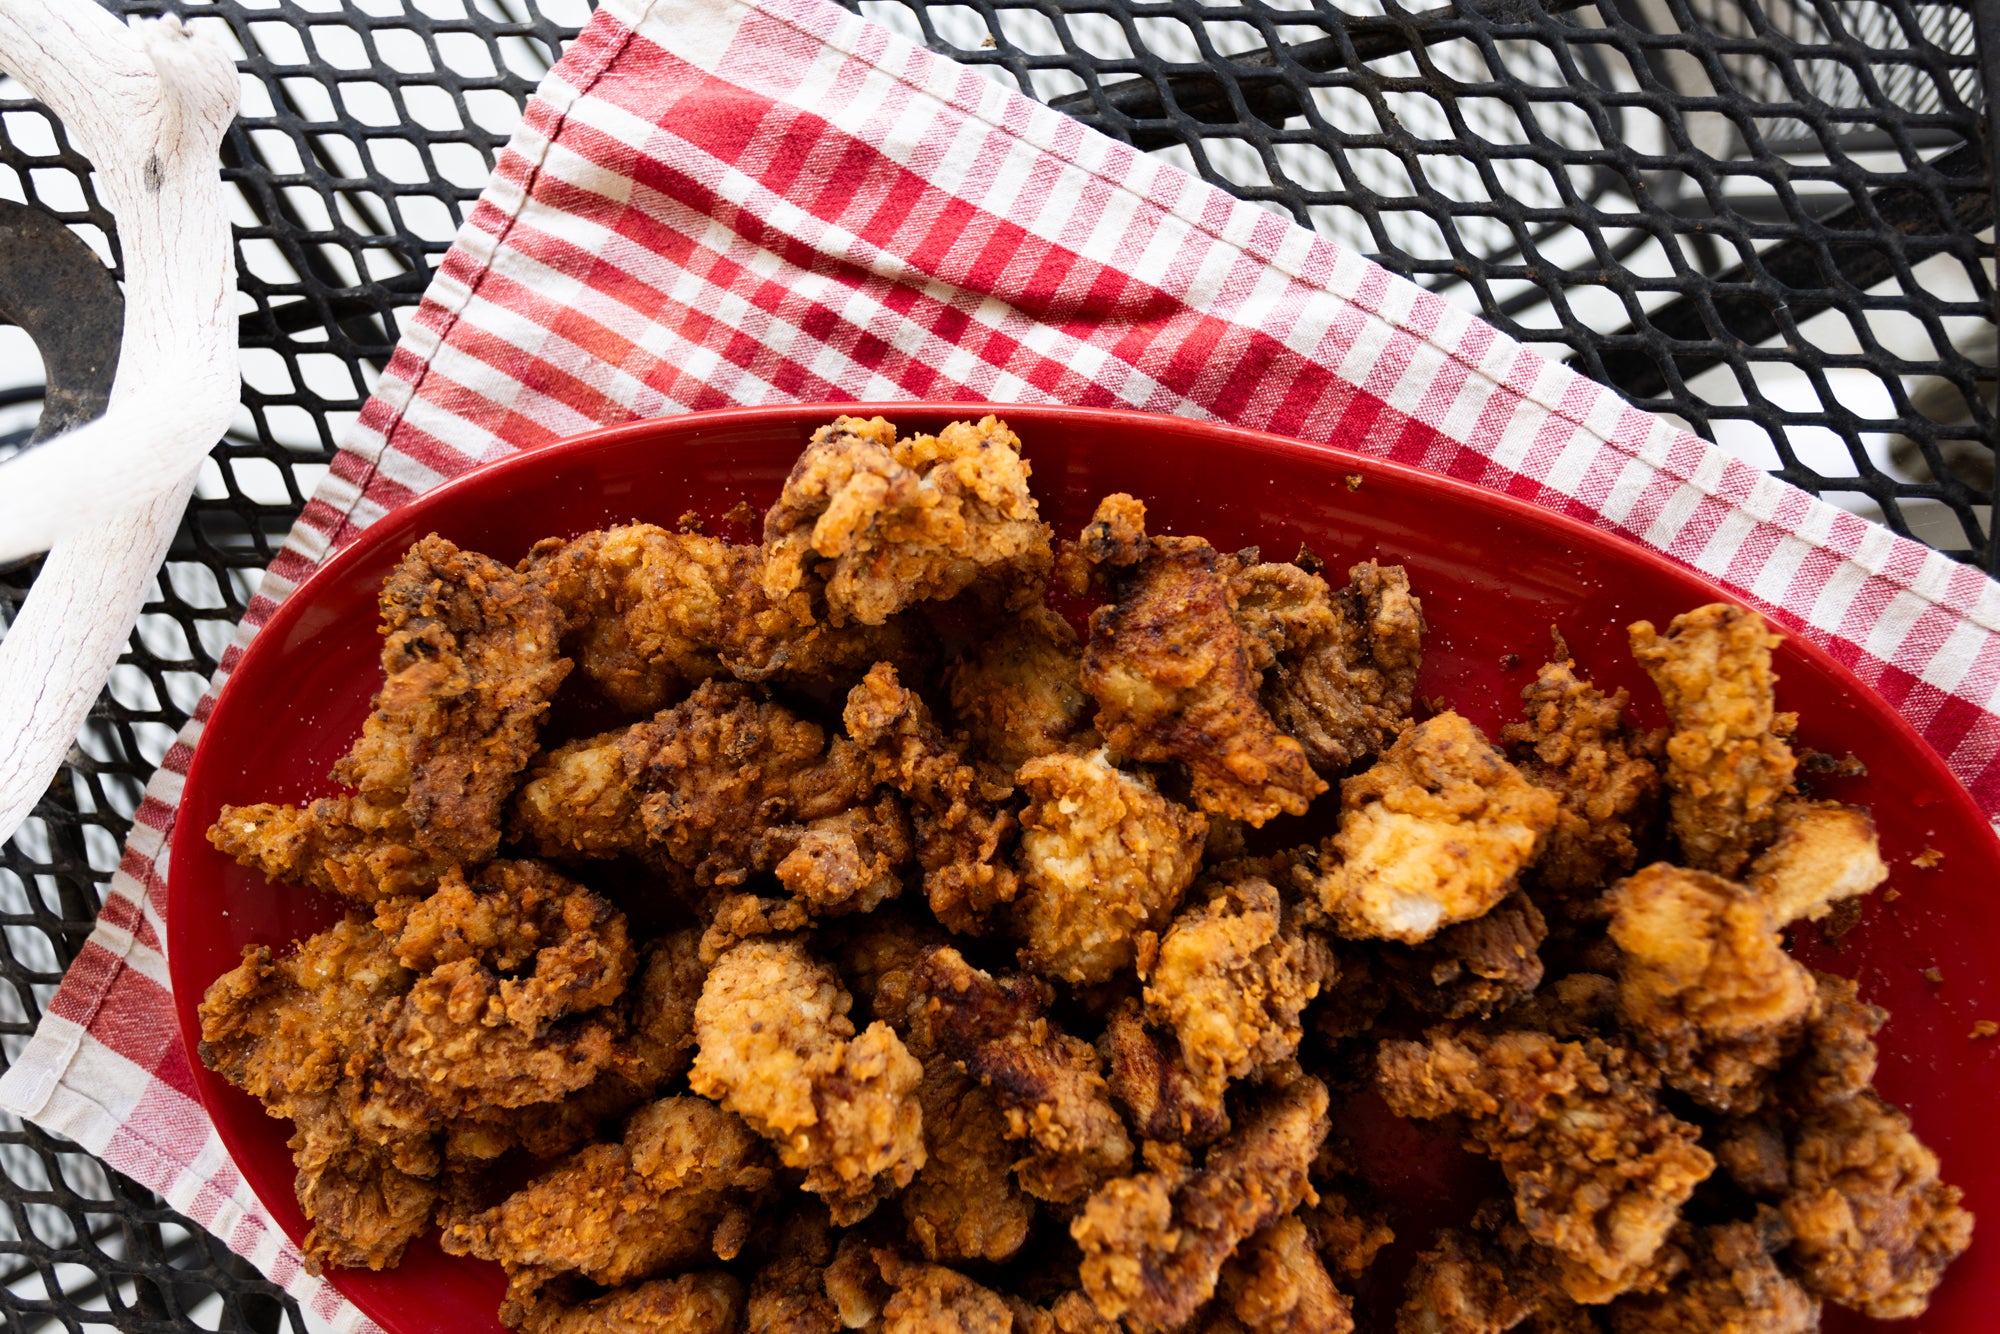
<box><xmin>1781</xmin><ymin>1090</ymin><xmax>1973</xmax><ymax>1319</ymax></box>
<box><xmin>1142</xmin><ymin>876</ymin><xmax>1329</xmax><ymax>1099</ymax></box>
<box><xmin>1745</xmin><ymin>798</ymin><xmax>1887</xmax><ymax>926</ymax></box>
<box><xmin>1381</xmin><ymin>890</ymin><xmax>1547</xmax><ymax>1020</ymax></box>
<box><xmin>762</xmin><ymin>415</ymin><xmax>1053</xmax><ymax>626</ymax></box>
<box><xmin>1606</xmin><ymin>1209</ymin><xmax>1816</xmax><ymax>1334</ymax></box>
<box><xmin>1786</xmin><ymin>971</ymin><xmax>1882</xmax><ymax>1111</ymax></box>
<box><xmin>523</xmin><ymin>522</ymin><xmax>920</xmax><ymax>713</ymax></box>
<box><xmin>690</xmin><ymin>936</ymin><xmax>925</xmax><ymax>1223</ymax></box>
<box><xmin>1376</xmin><ymin>1030</ymin><xmax>1714</xmax><ymax>1304</ymax></box>
<box><xmin>1396</xmin><ymin>1225</ymin><xmax>1540</xmax><ymax>1334</ymax></box>
<box><xmin>945</xmin><ymin>604</ymin><xmax>1094</xmax><ymax>772</ymax></box>
<box><xmin>1629</xmin><ymin>605</ymin><xmax>1797</xmax><ymax>878</ymax></box>
<box><xmin>1070</xmin><ymin>1075</ymin><xmax>1329</xmax><ymax>1332</ymax></box>
<box><xmin>1233</xmin><ymin>556</ymin><xmax>1425</xmax><ymax>775</ymax></box>
<box><xmin>1608</xmin><ymin>864</ymin><xmax>1814</xmax><ymax>1112</ymax></box>
<box><xmin>1014</xmin><ymin>748</ymin><xmax>1207</xmax><ymax>985</ymax></box>
<box><xmin>1101</xmin><ymin>998</ymin><xmax>1231</xmax><ymax>1147</ymax></box>
<box><xmin>902</xmin><ymin>1055</ymin><xmax>1035</xmax><ymax>1263</ymax></box>
<box><xmin>746</xmin><ymin>1204</ymin><xmax>841</xmax><ymax>1334</ymax></box>
<box><xmin>845</xmin><ymin>662</ymin><xmax>1020</xmax><ymax>932</ymax></box>
<box><xmin>1311</xmin><ymin>712</ymin><xmax>1559</xmax><ymax>943</ymax></box>
<box><xmin>1501</xmin><ymin>656</ymin><xmax>1661</xmax><ymax>902</ymax></box>
<box><xmin>1076</xmin><ymin>496</ymin><xmax>1326</xmax><ymax>826</ymax></box>
<box><xmin>874</xmin><ymin>1252</ymin><xmax>1017</xmax><ymax>1333</ymax></box>
<box><xmin>907</xmin><ymin>946</ymin><xmax>1133</xmax><ymax>1203</ymax></box>
<box><xmin>1214</xmin><ymin>1214</ymin><xmax>1356</xmax><ymax>1334</ymax></box>
<box><xmin>515</xmin><ymin>1272</ymin><xmax>745</xmax><ymax>1334</ymax></box>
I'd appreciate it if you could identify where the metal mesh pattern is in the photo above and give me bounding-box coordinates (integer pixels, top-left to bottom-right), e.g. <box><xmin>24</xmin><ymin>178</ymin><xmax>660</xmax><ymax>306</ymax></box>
<box><xmin>0</xmin><ymin>0</ymin><xmax>1994</xmax><ymax>1326</ymax></box>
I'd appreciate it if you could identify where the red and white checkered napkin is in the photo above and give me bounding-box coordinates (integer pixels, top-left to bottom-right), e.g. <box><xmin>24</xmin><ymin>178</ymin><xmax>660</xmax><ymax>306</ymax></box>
<box><xmin>6</xmin><ymin>0</ymin><xmax>1999</xmax><ymax>1323</ymax></box>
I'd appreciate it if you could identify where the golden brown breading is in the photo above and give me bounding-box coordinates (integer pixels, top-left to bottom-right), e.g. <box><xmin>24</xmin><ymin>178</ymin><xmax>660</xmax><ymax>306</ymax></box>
<box><xmin>874</xmin><ymin>1252</ymin><xmax>1017</xmax><ymax>1333</ymax></box>
<box><xmin>1628</xmin><ymin>605</ymin><xmax>1797</xmax><ymax>877</ymax></box>
<box><xmin>1376</xmin><ymin>1030</ymin><xmax>1714</xmax><ymax>1304</ymax></box>
<box><xmin>1607</xmin><ymin>864</ymin><xmax>1814</xmax><ymax>1113</ymax></box>
<box><xmin>1142</xmin><ymin>877</ymin><xmax>1328</xmax><ymax>1099</ymax></box>
<box><xmin>523</xmin><ymin>521</ymin><xmax>920</xmax><ymax>713</ymax></box>
<box><xmin>1216</xmin><ymin>1215</ymin><xmax>1355</xmax><ymax>1334</ymax></box>
<box><xmin>1075</xmin><ymin>495</ymin><xmax>1326</xmax><ymax>826</ymax></box>
<box><xmin>907</xmin><ymin>946</ymin><xmax>1133</xmax><ymax>1203</ymax></box>
<box><xmin>945</xmin><ymin>604</ymin><xmax>1094</xmax><ymax>772</ymax></box>
<box><xmin>1302</xmin><ymin>1185</ymin><xmax>1395</xmax><ymax>1283</ymax></box>
<box><xmin>1781</xmin><ymin>1090</ymin><xmax>1973</xmax><ymax>1319</ymax></box>
<box><xmin>513</xmin><ymin>680</ymin><xmax>880</xmax><ymax>892</ymax></box>
<box><xmin>689</xmin><ymin>936</ymin><xmax>925</xmax><ymax>1223</ymax></box>
<box><xmin>626</xmin><ymin>929</ymin><xmax>708</xmax><ymax>1087</ymax></box>
<box><xmin>1605</xmin><ymin>1210</ymin><xmax>1815</xmax><ymax>1334</ymax></box>
<box><xmin>844</xmin><ymin>662</ymin><xmax>1020</xmax><ymax>932</ymax></box>
<box><xmin>1234</xmin><ymin>557</ymin><xmax>1425</xmax><ymax>775</ymax></box>
<box><xmin>746</xmin><ymin>1204</ymin><xmax>841</xmax><ymax>1334</ymax></box>
<box><xmin>1013</xmin><ymin>748</ymin><xmax>1207</xmax><ymax>985</ymax></box>
<box><xmin>1712</xmin><ymin>1115</ymin><xmax>1793</xmax><ymax>1199</ymax></box>
<box><xmin>207</xmin><ymin>798</ymin><xmax>445</xmax><ymax>906</ymax></box>
<box><xmin>1745</xmin><ymin>798</ymin><xmax>1886</xmax><ymax>926</ymax></box>
<box><xmin>445</xmin><ymin>1097</ymin><xmax>770</xmax><ymax>1319</ymax></box>
<box><xmin>1070</xmin><ymin>1076</ymin><xmax>1329</xmax><ymax>1332</ymax></box>
<box><xmin>761</xmin><ymin>415</ymin><xmax>1053</xmax><ymax>626</ymax></box>
<box><xmin>1501</xmin><ymin>657</ymin><xmax>1661</xmax><ymax>902</ymax></box>
<box><xmin>1100</xmin><ymin>998</ymin><xmax>1231</xmax><ymax>1147</ymax></box>
<box><xmin>1311</xmin><ymin>712</ymin><xmax>1560</xmax><ymax>943</ymax></box>
<box><xmin>902</xmin><ymin>1054</ymin><xmax>1035</xmax><ymax>1263</ymax></box>
<box><xmin>1008</xmin><ymin>1291</ymin><xmax>1122</xmax><ymax>1334</ymax></box>
<box><xmin>757</xmin><ymin>794</ymin><xmax>915</xmax><ymax>917</ymax></box>
<box><xmin>1785</xmin><ymin>971</ymin><xmax>1882</xmax><ymax>1111</ymax></box>
<box><xmin>832</xmin><ymin>908</ymin><xmax>950</xmax><ymax>1032</ymax></box>
<box><xmin>515</xmin><ymin>1271</ymin><xmax>745</xmax><ymax>1334</ymax></box>
<box><xmin>825</xmin><ymin>1229</ymin><xmax>895</xmax><ymax>1328</ymax></box>
<box><xmin>1396</xmin><ymin>1225</ymin><xmax>1539</xmax><ymax>1334</ymax></box>
<box><xmin>1381</xmin><ymin>890</ymin><xmax>1547</xmax><ymax>1020</ymax></box>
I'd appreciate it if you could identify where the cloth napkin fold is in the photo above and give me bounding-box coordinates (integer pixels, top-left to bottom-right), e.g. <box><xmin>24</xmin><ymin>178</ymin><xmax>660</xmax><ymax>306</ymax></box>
<box><xmin>4</xmin><ymin>0</ymin><xmax>1997</xmax><ymax>1325</ymax></box>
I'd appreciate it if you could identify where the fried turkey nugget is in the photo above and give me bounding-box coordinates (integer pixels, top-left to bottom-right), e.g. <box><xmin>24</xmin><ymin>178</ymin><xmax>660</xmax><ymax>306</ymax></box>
<box><xmin>1380</xmin><ymin>889</ymin><xmax>1548</xmax><ymax>1020</ymax></box>
<box><xmin>874</xmin><ymin>1252</ymin><xmax>1017</xmax><ymax>1333</ymax></box>
<box><xmin>690</xmin><ymin>935</ymin><xmax>925</xmax><ymax>1224</ymax></box>
<box><xmin>902</xmin><ymin>1054</ymin><xmax>1035</xmax><ymax>1263</ymax></box>
<box><xmin>761</xmin><ymin>414</ymin><xmax>1053</xmax><ymax>626</ymax></box>
<box><xmin>1310</xmin><ymin>712</ymin><xmax>1559</xmax><ymax>944</ymax></box>
<box><xmin>745</xmin><ymin>1203</ymin><xmax>842</xmax><ymax>1334</ymax></box>
<box><xmin>514</xmin><ymin>1271</ymin><xmax>744</xmax><ymax>1334</ymax></box>
<box><xmin>907</xmin><ymin>945</ymin><xmax>1133</xmax><ymax>1204</ymax></box>
<box><xmin>1070</xmin><ymin>1075</ymin><xmax>1330</xmax><ymax>1332</ymax></box>
<box><xmin>945</xmin><ymin>603</ymin><xmax>1095</xmax><ymax>772</ymax></box>
<box><xmin>844</xmin><ymin>661</ymin><xmax>1021</xmax><ymax>932</ymax></box>
<box><xmin>1211</xmin><ymin>1214</ymin><xmax>1356</xmax><ymax>1334</ymax></box>
<box><xmin>212</xmin><ymin>535</ymin><xmax>571</xmax><ymax>901</ymax></box>
<box><xmin>1607</xmin><ymin>864</ymin><xmax>1814</xmax><ymax>1113</ymax></box>
<box><xmin>445</xmin><ymin>1097</ymin><xmax>770</xmax><ymax>1322</ymax></box>
<box><xmin>1142</xmin><ymin>876</ymin><xmax>1329</xmax><ymax>1100</ymax></box>
<box><xmin>1232</xmin><ymin>555</ymin><xmax>1425</xmax><ymax>775</ymax></box>
<box><xmin>1745</xmin><ymin>798</ymin><xmax>1887</xmax><ymax>926</ymax></box>
<box><xmin>1605</xmin><ymin>1209</ymin><xmax>1816</xmax><ymax>1334</ymax></box>
<box><xmin>1101</xmin><ymin>998</ymin><xmax>1231</xmax><ymax>1147</ymax></box>
<box><xmin>1075</xmin><ymin>495</ymin><xmax>1327</xmax><ymax>826</ymax></box>
<box><xmin>1014</xmin><ymin>747</ymin><xmax>1208</xmax><ymax>985</ymax></box>
<box><xmin>522</xmin><ymin>521</ymin><xmax>922</xmax><ymax>714</ymax></box>
<box><xmin>1376</xmin><ymin>1030</ymin><xmax>1714</xmax><ymax>1304</ymax></box>
<box><xmin>1781</xmin><ymin>1090</ymin><xmax>1973</xmax><ymax>1319</ymax></box>
<box><xmin>1629</xmin><ymin>604</ymin><xmax>1797</xmax><ymax>878</ymax></box>
<box><xmin>1501</xmin><ymin>655</ymin><xmax>1662</xmax><ymax>903</ymax></box>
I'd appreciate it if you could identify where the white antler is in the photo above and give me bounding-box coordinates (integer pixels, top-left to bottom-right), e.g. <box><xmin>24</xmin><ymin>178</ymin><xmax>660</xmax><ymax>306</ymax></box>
<box><xmin>0</xmin><ymin>3</ymin><xmax>239</xmax><ymax>844</ymax></box>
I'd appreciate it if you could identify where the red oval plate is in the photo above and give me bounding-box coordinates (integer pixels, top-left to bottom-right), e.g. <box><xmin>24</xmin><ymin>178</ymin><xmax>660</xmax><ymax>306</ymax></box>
<box><xmin>170</xmin><ymin>403</ymin><xmax>2000</xmax><ymax>1333</ymax></box>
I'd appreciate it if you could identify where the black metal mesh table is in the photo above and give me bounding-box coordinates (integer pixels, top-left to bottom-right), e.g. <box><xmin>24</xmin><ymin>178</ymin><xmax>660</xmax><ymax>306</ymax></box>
<box><xmin>0</xmin><ymin>0</ymin><xmax>1994</xmax><ymax>1325</ymax></box>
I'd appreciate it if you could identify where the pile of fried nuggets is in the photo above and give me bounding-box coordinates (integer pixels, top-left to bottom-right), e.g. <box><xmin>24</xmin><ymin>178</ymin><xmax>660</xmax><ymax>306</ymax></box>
<box><xmin>200</xmin><ymin>415</ymin><xmax>1972</xmax><ymax>1334</ymax></box>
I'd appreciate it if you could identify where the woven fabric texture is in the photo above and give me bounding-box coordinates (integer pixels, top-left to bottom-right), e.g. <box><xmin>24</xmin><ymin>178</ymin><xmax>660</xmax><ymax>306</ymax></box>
<box><xmin>3</xmin><ymin>0</ymin><xmax>1997</xmax><ymax>1324</ymax></box>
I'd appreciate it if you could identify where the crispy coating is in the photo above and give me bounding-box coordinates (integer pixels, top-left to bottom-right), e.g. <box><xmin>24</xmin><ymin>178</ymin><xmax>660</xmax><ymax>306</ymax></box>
<box><xmin>833</xmin><ymin>908</ymin><xmax>949</xmax><ymax>1032</ymax></box>
<box><xmin>524</xmin><ymin>522</ymin><xmax>919</xmax><ymax>713</ymax></box>
<box><xmin>1786</xmin><ymin>972</ymin><xmax>1882</xmax><ymax>1111</ymax></box>
<box><xmin>762</xmin><ymin>415</ymin><xmax>1052</xmax><ymax>626</ymax></box>
<box><xmin>1382</xmin><ymin>889</ymin><xmax>1547</xmax><ymax>1020</ymax></box>
<box><xmin>1070</xmin><ymin>1076</ymin><xmax>1330</xmax><ymax>1332</ymax></box>
<box><xmin>1313</xmin><ymin>712</ymin><xmax>1560</xmax><ymax>943</ymax></box>
<box><xmin>1396</xmin><ymin>1226</ymin><xmax>1539</xmax><ymax>1334</ymax></box>
<box><xmin>1501</xmin><ymin>657</ymin><xmax>1661</xmax><ymax>902</ymax></box>
<box><xmin>1142</xmin><ymin>877</ymin><xmax>1328</xmax><ymax>1098</ymax></box>
<box><xmin>746</xmin><ymin>1205</ymin><xmax>841</xmax><ymax>1334</ymax></box>
<box><xmin>1629</xmin><ymin>605</ymin><xmax>1797</xmax><ymax>877</ymax></box>
<box><xmin>1216</xmin><ymin>1215</ymin><xmax>1355</xmax><ymax>1334</ymax></box>
<box><xmin>1608</xmin><ymin>864</ymin><xmax>1814</xmax><ymax>1112</ymax></box>
<box><xmin>516</xmin><ymin>1272</ymin><xmax>745</xmax><ymax>1334</ymax></box>
<box><xmin>874</xmin><ymin>1252</ymin><xmax>1017</xmax><ymax>1333</ymax></box>
<box><xmin>1014</xmin><ymin>748</ymin><xmax>1207</xmax><ymax>985</ymax></box>
<box><xmin>1235</xmin><ymin>557</ymin><xmax>1425</xmax><ymax>774</ymax></box>
<box><xmin>1101</xmin><ymin>999</ymin><xmax>1231</xmax><ymax>1147</ymax></box>
<box><xmin>1781</xmin><ymin>1090</ymin><xmax>1973</xmax><ymax>1319</ymax></box>
<box><xmin>627</xmin><ymin>929</ymin><xmax>708</xmax><ymax>1087</ymax></box>
<box><xmin>207</xmin><ymin>797</ymin><xmax>447</xmax><ymax>905</ymax></box>
<box><xmin>1302</xmin><ymin>1185</ymin><xmax>1396</xmax><ymax>1282</ymax></box>
<box><xmin>446</xmin><ymin>1097</ymin><xmax>770</xmax><ymax>1316</ymax></box>
<box><xmin>1376</xmin><ymin>1030</ymin><xmax>1714</xmax><ymax>1303</ymax></box>
<box><xmin>945</xmin><ymin>604</ymin><xmax>1094</xmax><ymax>772</ymax></box>
<box><xmin>903</xmin><ymin>1055</ymin><xmax>1035</xmax><ymax>1263</ymax></box>
<box><xmin>690</xmin><ymin>936</ymin><xmax>925</xmax><ymax>1223</ymax></box>
<box><xmin>1076</xmin><ymin>496</ymin><xmax>1326</xmax><ymax>826</ymax></box>
<box><xmin>1745</xmin><ymin>799</ymin><xmax>1886</xmax><ymax>926</ymax></box>
<box><xmin>1606</xmin><ymin>1211</ymin><xmax>1815</xmax><ymax>1334</ymax></box>
<box><xmin>845</xmin><ymin>662</ymin><xmax>1020</xmax><ymax>932</ymax></box>
<box><xmin>760</xmin><ymin>795</ymin><xmax>916</xmax><ymax>917</ymax></box>
<box><xmin>907</xmin><ymin>946</ymin><xmax>1133</xmax><ymax>1203</ymax></box>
